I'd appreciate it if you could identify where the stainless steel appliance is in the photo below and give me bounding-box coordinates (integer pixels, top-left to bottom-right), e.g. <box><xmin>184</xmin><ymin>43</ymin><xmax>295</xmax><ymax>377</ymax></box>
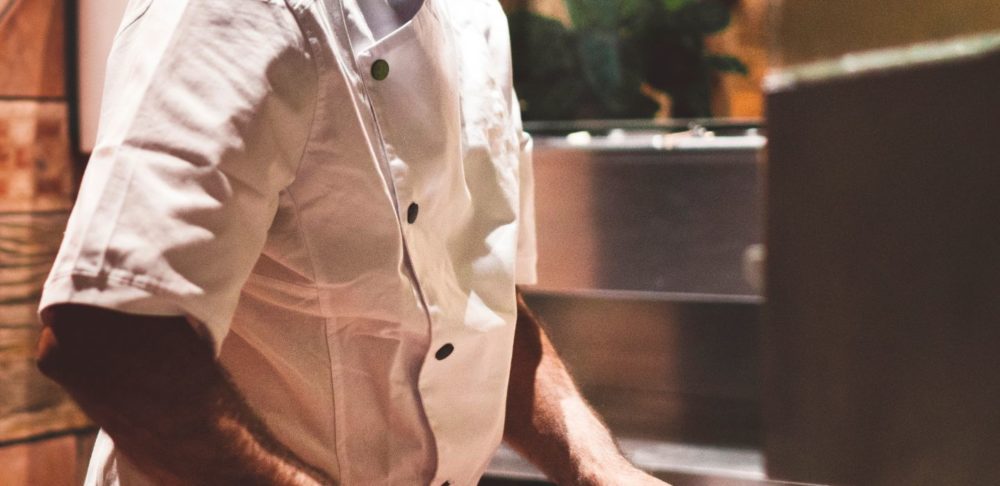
<box><xmin>485</xmin><ymin>121</ymin><xmax>779</xmax><ymax>485</ymax></box>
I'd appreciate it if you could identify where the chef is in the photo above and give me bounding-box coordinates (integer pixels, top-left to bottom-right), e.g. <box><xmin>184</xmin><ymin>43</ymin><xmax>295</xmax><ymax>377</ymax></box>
<box><xmin>35</xmin><ymin>0</ymin><xmax>667</xmax><ymax>484</ymax></box>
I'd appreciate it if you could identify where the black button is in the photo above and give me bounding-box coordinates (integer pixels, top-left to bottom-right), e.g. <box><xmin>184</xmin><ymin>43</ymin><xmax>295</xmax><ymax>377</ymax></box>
<box><xmin>371</xmin><ymin>59</ymin><xmax>389</xmax><ymax>80</ymax></box>
<box><xmin>435</xmin><ymin>344</ymin><xmax>454</xmax><ymax>360</ymax></box>
<box><xmin>407</xmin><ymin>202</ymin><xmax>419</xmax><ymax>224</ymax></box>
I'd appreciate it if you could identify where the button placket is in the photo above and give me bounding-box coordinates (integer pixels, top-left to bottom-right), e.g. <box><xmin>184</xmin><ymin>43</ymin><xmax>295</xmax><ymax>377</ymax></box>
<box><xmin>352</xmin><ymin>9</ymin><xmax>479</xmax><ymax>480</ymax></box>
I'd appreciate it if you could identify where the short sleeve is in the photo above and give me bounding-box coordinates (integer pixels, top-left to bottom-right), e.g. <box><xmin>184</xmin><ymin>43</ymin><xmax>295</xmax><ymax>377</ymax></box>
<box><xmin>39</xmin><ymin>0</ymin><xmax>316</xmax><ymax>352</ymax></box>
<box><xmin>512</xmin><ymin>92</ymin><xmax>538</xmax><ymax>286</ymax></box>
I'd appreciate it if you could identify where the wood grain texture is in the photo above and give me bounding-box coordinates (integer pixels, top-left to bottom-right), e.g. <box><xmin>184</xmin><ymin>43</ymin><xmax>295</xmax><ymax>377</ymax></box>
<box><xmin>0</xmin><ymin>210</ymin><xmax>89</xmax><ymax>444</ymax></box>
<box><xmin>0</xmin><ymin>0</ymin><xmax>66</xmax><ymax>97</ymax></box>
<box><xmin>0</xmin><ymin>0</ymin><xmax>89</xmax><ymax>455</ymax></box>
<box><xmin>0</xmin><ymin>103</ymin><xmax>80</xmax><ymax>443</ymax></box>
<box><xmin>0</xmin><ymin>107</ymin><xmax>76</xmax><ymax>444</ymax></box>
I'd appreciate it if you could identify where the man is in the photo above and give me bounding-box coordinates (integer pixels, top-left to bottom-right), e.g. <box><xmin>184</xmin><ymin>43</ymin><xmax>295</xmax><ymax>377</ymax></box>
<box><xmin>36</xmin><ymin>0</ymin><xmax>667</xmax><ymax>484</ymax></box>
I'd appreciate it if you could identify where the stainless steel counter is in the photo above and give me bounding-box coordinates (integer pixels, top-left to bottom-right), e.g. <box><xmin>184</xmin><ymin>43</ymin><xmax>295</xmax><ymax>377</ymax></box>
<box><xmin>486</xmin><ymin>128</ymin><xmax>784</xmax><ymax>484</ymax></box>
<box><xmin>528</xmin><ymin>128</ymin><xmax>764</xmax><ymax>297</ymax></box>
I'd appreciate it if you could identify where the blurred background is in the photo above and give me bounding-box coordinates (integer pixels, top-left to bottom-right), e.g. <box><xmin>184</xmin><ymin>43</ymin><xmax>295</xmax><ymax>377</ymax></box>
<box><xmin>1</xmin><ymin>1</ymin><xmax>998</xmax><ymax>484</ymax></box>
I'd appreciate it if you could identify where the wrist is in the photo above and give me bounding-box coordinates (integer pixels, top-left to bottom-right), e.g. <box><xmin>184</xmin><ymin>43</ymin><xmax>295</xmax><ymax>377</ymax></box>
<box><xmin>574</xmin><ymin>459</ymin><xmax>663</xmax><ymax>486</ymax></box>
<box><xmin>277</xmin><ymin>467</ymin><xmax>330</xmax><ymax>486</ymax></box>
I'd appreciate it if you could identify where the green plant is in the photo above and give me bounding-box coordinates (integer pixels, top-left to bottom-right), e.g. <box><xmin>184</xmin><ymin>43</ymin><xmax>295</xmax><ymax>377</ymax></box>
<box><xmin>507</xmin><ymin>0</ymin><xmax>748</xmax><ymax>120</ymax></box>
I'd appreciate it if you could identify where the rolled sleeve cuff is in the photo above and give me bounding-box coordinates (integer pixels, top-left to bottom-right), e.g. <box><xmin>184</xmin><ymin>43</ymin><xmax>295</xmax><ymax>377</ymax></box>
<box><xmin>39</xmin><ymin>271</ymin><xmax>229</xmax><ymax>354</ymax></box>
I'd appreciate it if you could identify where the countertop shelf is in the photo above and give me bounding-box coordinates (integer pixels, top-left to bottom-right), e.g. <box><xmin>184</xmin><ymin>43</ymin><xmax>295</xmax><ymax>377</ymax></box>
<box><xmin>485</xmin><ymin>437</ymin><xmax>809</xmax><ymax>485</ymax></box>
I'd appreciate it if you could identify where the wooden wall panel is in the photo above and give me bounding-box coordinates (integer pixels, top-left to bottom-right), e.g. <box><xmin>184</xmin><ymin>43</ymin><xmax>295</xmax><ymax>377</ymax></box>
<box><xmin>0</xmin><ymin>0</ymin><xmax>66</xmax><ymax>97</ymax></box>
<box><xmin>0</xmin><ymin>0</ymin><xmax>84</xmax><ymax>450</ymax></box>
<box><xmin>0</xmin><ymin>208</ymin><xmax>86</xmax><ymax>444</ymax></box>
<box><xmin>0</xmin><ymin>101</ymin><xmax>78</xmax><ymax>445</ymax></box>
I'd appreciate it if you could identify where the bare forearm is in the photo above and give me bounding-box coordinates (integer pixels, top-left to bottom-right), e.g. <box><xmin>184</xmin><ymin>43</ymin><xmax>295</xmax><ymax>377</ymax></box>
<box><xmin>36</xmin><ymin>305</ymin><xmax>330</xmax><ymax>485</ymax></box>
<box><xmin>70</xmin><ymin>360</ymin><xmax>326</xmax><ymax>485</ymax></box>
<box><xmin>502</xmin><ymin>326</ymin><xmax>632</xmax><ymax>483</ymax></box>
<box><xmin>504</xmin><ymin>291</ymin><xmax>664</xmax><ymax>485</ymax></box>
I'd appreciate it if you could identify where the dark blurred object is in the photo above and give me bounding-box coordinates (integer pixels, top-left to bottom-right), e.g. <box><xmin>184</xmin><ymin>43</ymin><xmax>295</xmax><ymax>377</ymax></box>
<box><xmin>506</xmin><ymin>0</ymin><xmax>748</xmax><ymax>120</ymax></box>
<box><xmin>507</xmin><ymin>10</ymin><xmax>591</xmax><ymax>120</ymax></box>
<box><xmin>771</xmin><ymin>0</ymin><xmax>1000</xmax><ymax>67</ymax></box>
<box><xmin>764</xmin><ymin>36</ymin><xmax>1000</xmax><ymax>485</ymax></box>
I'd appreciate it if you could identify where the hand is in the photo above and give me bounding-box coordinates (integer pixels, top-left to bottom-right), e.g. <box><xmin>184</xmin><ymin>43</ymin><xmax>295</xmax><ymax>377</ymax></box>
<box><xmin>580</xmin><ymin>464</ymin><xmax>671</xmax><ymax>486</ymax></box>
<box><xmin>612</xmin><ymin>467</ymin><xmax>671</xmax><ymax>486</ymax></box>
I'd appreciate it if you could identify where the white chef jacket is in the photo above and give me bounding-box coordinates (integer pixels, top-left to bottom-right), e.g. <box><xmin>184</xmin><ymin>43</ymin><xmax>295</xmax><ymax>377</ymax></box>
<box><xmin>38</xmin><ymin>0</ymin><xmax>537</xmax><ymax>484</ymax></box>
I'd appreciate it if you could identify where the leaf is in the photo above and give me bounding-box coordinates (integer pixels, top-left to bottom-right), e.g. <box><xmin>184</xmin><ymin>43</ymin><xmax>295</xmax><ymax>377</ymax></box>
<box><xmin>505</xmin><ymin>0</ymin><xmax>741</xmax><ymax>120</ymax></box>
<box><xmin>705</xmin><ymin>54</ymin><xmax>749</xmax><ymax>75</ymax></box>
<box><xmin>564</xmin><ymin>0</ymin><xmax>619</xmax><ymax>31</ymax></box>
<box><xmin>676</xmin><ymin>0</ymin><xmax>731</xmax><ymax>34</ymax></box>
<box><xmin>507</xmin><ymin>10</ymin><xmax>588</xmax><ymax>120</ymax></box>
<box><xmin>662</xmin><ymin>0</ymin><xmax>691</xmax><ymax>12</ymax></box>
<box><xmin>619</xmin><ymin>0</ymin><xmax>651</xmax><ymax>21</ymax></box>
<box><xmin>578</xmin><ymin>32</ymin><xmax>624</xmax><ymax>101</ymax></box>
<box><xmin>508</xmin><ymin>10</ymin><xmax>577</xmax><ymax>78</ymax></box>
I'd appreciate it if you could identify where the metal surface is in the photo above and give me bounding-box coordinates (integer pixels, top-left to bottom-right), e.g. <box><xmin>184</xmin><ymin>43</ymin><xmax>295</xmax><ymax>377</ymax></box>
<box><xmin>488</xmin><ymin>438</ymin><xmax>769</xmax><ymax>485</ymax></box>
<box><xmin>486</xmin><ymin>289</ymin><xmax>767</xmax><ymax>482</ymax></box>
<box><xmin>484</xmin><ymin>129</ymin><xmax>772</xmax><ymax>483</ymax></box>
<box><xmin>530</xmin><ymin>132</ymin><xmax>764</xmax><ymax>297</ymax></box>
<box><xmin>520</xmin><ymin>290</ymin><xmax>762</xmax><ymax>446</ymax></box>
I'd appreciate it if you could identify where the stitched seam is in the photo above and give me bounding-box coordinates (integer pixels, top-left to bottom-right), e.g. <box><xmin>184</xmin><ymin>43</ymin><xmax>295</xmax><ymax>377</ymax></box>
<box><xmin>44</xmin><ymin>269</ymin><xmax>226</xmax><ymax>349</ymax></box>
<box><xmin>280</xmin><ymin>3</ymin><xmax>342</xmax><ymax>479</ymax></box>
<box><xmin>287</xmin><ymin>188</ymin><xmax>346</xmax><ymax>483</ymax></box>
<box><xmin>283</xmin><ymin>0</ymin><xmax>322</xmax><ymax>187</ymax></box>
<box><xmin>71</xmin><ymin>0</ymin><xmax>198</xmax><ymax>276</ymax></box>
<box><xmin>46</xmin><ymin>268</ymin><xmax>173</xmax><ymax>294</ymax></box>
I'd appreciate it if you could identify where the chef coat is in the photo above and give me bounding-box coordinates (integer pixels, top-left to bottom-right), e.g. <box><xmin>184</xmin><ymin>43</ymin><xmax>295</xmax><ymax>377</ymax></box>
<box><xmin>38</xmin><ymin>0</ymin><xmax>537</xmax><ymax>484</ymax></box>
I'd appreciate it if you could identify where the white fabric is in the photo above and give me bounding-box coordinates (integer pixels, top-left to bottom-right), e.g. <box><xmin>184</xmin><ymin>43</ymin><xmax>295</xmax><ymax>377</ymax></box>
<box><xmin>343</xmin><ymin>0</ymin><xmax>424</xmax><ymax>50</ymax></box>
<box><xmin>39</xmin><ymin>0</ymin><xmax>537</xmax><ymax>484</ymax></box>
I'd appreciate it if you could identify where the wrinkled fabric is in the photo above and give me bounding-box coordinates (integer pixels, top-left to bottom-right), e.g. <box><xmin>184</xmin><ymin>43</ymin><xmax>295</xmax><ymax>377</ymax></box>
<box><xmin>40</xmin><ymin>0</ymin><xmax>536</xmax><ymax>484</ymax></box>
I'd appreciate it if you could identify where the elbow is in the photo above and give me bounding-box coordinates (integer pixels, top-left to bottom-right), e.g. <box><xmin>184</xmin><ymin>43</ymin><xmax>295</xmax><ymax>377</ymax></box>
<box><xmin>34</xmin><ymin>304</ymin><xmax>101</xmax><ymax>387</ymax></box>
<box><xmin>35</xmin><ymin>321</ymin><xmax>76</xmax><ymax>385</ymax></box>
